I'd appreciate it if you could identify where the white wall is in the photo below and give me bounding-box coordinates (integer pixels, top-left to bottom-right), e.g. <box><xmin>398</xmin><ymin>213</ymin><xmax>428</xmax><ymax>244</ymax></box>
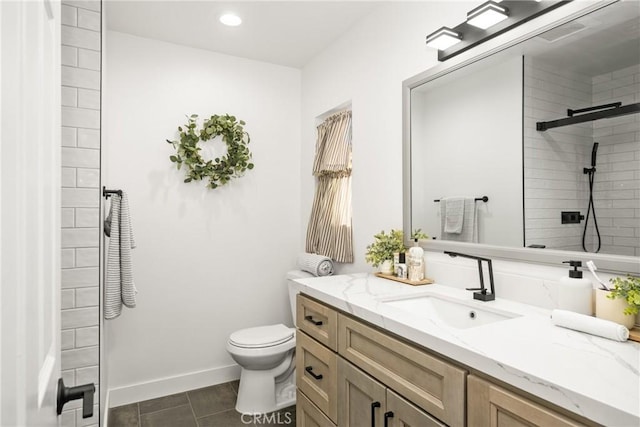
<box><xmin>412</xmin><ymin>55</ymin><xmax>523</xmax><ymax>246</ymax></box>
<box><xmin>301</xmin><ymin>1</ymin><xmax>473</xmax><ymax>274</ymax></box>
<box><xmin>104</xmin><ymin>31</ymin><xmax>301</xmax><ymax>404</ymax></box>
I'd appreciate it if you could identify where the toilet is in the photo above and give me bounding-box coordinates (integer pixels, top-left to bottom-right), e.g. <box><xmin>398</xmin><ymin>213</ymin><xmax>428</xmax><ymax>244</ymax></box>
<box><xmin>226</xmin><ymin>270</ymin><xmax>312</xmax><ymax>414</ymax></box>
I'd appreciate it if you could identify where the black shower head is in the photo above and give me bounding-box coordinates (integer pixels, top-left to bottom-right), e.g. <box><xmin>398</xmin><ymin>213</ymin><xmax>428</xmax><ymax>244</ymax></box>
<box><xmin>591</xmin><ymin>142</ymin><xmax>599</xmax><ymax>167</ymax></box>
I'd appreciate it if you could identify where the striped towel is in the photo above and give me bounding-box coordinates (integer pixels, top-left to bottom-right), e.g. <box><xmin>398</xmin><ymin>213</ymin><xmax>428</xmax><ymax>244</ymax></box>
<box><xmin>297</xmin><ymin>253</ymin><xmax>334</xmax><ymax>277</ymax></box>
<box><xmin>104</xmin><ymin>192</ymin><xmax>137</xmax><ymax>319</ymax></box>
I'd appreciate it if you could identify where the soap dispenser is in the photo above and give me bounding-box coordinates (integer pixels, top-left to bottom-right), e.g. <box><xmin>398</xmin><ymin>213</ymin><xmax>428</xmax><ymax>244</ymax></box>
<box><xmin>407</xmin><ymin>239</ymin><xmax>425</xmax><ymax>282</ymax></box>
<box><xmin>558</xmin><ymin>261</ymin><xmax>593</xmax><ymax>315</ymax></box>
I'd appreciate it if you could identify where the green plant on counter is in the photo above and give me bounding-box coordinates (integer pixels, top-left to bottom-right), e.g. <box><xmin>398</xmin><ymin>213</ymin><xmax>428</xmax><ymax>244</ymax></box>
<box><xmin>365</xmin><ymin>229</ymin><xmax>431</xmax><ymax>267</ymax></box>
<box><xmin>411</xmin><ymin>229</ymin><xmax>429</xmax><ymax>240</ymax></box>
<box><xmin>608</xmin><ymin>275</ymin><xmax>640</xmax><ymax>315</ymax></box>
<box><xmin>365</xmin><ymin>229</ymin><xmax>405</xmax><ymax>267</ymax></box>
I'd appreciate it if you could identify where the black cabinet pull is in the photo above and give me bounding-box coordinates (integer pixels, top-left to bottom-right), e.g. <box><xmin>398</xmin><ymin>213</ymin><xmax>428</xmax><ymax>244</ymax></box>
<box><xmin>371</xmin><ymin>401</ymin><xmax>381</xmax><ymax>427</ymax></box>
<box><xmin>304</xmin><ymin>315</ymin><xmax>323</xmax><ymax>326</ymax></box>
<box><xmin>305</xmin><ymin>366</ymin><xmax>323</xmax><ymax>380</ymax></box>
<box><xmin>384</xmin><ymin>411</ymin><xmax>394</xmax><ymax>427</ymax></box>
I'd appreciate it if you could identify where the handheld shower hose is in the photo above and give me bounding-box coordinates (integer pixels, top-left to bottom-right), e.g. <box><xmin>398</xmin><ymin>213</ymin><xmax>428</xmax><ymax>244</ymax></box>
<box><xmin>582</xmin><ymin>142</ymin><xmax>601</xmax><ymax>253</ymax></box>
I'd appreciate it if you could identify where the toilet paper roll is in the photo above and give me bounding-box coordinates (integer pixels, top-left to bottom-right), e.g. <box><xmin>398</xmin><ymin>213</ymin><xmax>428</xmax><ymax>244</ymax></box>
<box><xmin>296</xmin><ymin>253</ymin><xmax>334</xmax><ymax>277</ymax></box>
<box><xmin>551</xmin><ymin>309</ymin><xmax>629</xmax><ymax>342</ymax></box>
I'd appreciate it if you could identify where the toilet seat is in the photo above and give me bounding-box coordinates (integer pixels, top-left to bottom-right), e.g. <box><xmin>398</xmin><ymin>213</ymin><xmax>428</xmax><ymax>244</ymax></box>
<box><xmin>229</xmin><ymin>324</ymin><xmax>294</xmax><ymax>349</ymax></box>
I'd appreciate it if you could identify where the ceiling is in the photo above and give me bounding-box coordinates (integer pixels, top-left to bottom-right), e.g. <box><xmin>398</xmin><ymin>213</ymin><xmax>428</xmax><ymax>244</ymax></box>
<box><xmin>105</xmin><ymin>1</ymin><xmax>381</xmax><ymax>68</ymax></box>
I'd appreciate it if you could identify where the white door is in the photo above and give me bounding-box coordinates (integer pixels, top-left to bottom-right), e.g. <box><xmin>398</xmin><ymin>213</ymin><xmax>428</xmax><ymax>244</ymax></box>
<box><xmin>1</xmin><ymin>0</ymin><xmax>62</xmax><ymax>426</ymax></box>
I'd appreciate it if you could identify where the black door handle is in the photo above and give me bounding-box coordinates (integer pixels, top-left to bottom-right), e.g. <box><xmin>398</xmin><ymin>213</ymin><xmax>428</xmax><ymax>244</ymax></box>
<box><xmin>371</xmin><ymin>401</ymin><xmax>381</xmax><ymax>427</ymax></box>
<box><xmin>304</xmin><ymin>315</ymin><xmax>323</xmax><ymax>326</ymax></box>
<box><xmin>57</xmin><ymin>378</ymin><xmax>95</xmax><ymax>418</ymax></box>
<box><xmin>305</xmin><ymin>366</ymin><xmax>323</xmax><ymax>380</ymax></box>
<box><xmin>384</xmin><ymin>411</ymin><xmax>394</xmax><ymax>427</ymax></box>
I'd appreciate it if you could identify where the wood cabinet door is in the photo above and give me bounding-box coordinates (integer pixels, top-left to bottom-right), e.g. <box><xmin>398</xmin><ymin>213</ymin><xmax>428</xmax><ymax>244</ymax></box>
<box><xmin>297</xmin><ymin>392</ymin><xmax>335</xmax><ymax>427</ymax></box>
<box><xmin>338</xmin><ymin>357</ymin><xmax>387</xmax><ymax>427</ymax></box>
<box><xmin>385</xmin><ymin>390</ymin><xmax>446</xmax><ymax>427</ymax></box>
<box><xmin>467</xmin><ymin>375</ymin><xmax>585</xmax><ymax>427</ymax></box>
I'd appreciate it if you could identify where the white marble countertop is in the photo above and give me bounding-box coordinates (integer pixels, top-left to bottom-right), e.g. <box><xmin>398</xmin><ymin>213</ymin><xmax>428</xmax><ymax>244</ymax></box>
<box><xmin>290</xmin><ymin>273</ymin><xmax>640</xmax><ymax>427</ymax></box>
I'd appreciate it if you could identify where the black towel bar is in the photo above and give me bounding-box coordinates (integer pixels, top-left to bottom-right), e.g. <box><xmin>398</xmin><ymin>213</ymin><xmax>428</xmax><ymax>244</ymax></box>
<box><xmin>102</xmin><ymin>186</ymin><xmax>122</xmax><ymax>198</ymax></box>
<box><xmin>434</xmin><ymin>196</ymin><xmax>488</xmax><ymax>203</ymax></box>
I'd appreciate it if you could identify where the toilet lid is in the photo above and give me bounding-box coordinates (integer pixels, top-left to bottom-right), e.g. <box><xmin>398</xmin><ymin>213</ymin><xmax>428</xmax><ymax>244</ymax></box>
<box><xmin>229</xmin><ymin>324</ymin><xmax>294</xmax><ymax>348</ymax></box>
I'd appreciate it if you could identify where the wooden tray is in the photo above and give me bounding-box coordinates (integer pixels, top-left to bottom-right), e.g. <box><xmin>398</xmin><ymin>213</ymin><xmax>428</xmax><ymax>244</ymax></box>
<box><xmin>629</xmin><ymin>327</ymin><xmax>640</xmax><ymax>343</ymax></box>
<box><xmin>374</xmin><ymin>272</ymin><xmax>434</xmax><ymax>286</ymax></box>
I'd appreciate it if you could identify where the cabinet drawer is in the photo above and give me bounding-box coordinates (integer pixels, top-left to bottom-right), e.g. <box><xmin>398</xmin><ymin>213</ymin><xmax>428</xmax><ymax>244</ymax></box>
<box><xmin>297</xmin><ymin>392</ymin><xmax>335</xmax><ymax>427</ymax></box>
<box><xmin>467</xmin><ymin>375</ymin><xmax>586</xmax><ymax>427</ymax></box>
<box><xmin>338</xmin><ymin>314</ymin><xmax>466</xmax><ymax>427</ymax></box>
<box><xmin>297</xmin><ymin>331</ymin><xmax>338</xmax><ymax>423</ymax></box>
<box><xmin>297</xmin><ymin>294</ymin><xmax>338</xmax><ymax>351</ymax></box>
<box><xmin>386</xmin><ymin>389</ymin><xmax>446</xmax><ymax>427</ymax></box>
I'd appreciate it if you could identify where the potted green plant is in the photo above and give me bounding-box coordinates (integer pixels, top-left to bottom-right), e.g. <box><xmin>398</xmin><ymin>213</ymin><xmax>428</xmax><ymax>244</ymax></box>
<box><xmin>365</xmin><ymin>229</ymin><xmax>405</xmax><ymax>274</ymax></box>
<box><xmin>597</xmin><ymin>275</ymin><xmax>640</xmax><ymax>329</ymax></box>
<box><xmin>608</xmin><ymin>275</ymin><xmax>640</xmax><ymax>314</ymax></box>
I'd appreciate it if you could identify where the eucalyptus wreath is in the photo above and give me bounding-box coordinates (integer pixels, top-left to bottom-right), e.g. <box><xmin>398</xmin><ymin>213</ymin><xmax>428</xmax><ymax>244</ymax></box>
<box><xmin>167</xmin><ymin>114</ymin><xmax>253</xmax><ymax>189</ymax></box>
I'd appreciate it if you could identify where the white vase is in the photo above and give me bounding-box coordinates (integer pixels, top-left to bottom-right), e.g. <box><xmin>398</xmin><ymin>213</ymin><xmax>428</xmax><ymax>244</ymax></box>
<box><xmin>378</xmin><ymin>260</ymin><xmax>394</xmax><ymax>275</ymax></box>
<box><xmin>595</xmin><ymin>289</ymin><xmax>636</xmax><ymax>329</ymax></box>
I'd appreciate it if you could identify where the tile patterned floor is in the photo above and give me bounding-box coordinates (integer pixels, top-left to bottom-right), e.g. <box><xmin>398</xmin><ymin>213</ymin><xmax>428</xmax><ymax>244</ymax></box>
<box><xmin>108</xmin><ymin>380</ymin><xmax>296</xmax><ymax>427</ymax></box>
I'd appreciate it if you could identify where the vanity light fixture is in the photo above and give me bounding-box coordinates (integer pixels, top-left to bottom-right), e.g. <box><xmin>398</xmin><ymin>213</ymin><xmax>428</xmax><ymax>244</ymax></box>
<box><xmin>425</xmin><ymin>27</ymin><xmax>462</xmax><ymax>50</ymax></box>
<box><xmin>467</xmin><ymin>1</ymin><xmax>509</xmax><ymax>30</ymax></box>
<box><xmin>220</xmin><ymin>13</ymin><xmax>242</xmax><ymax>27</ymax></box>
<box><xmin>426</xmin><ymin>1</ymin><xmax>572</xmax><ymax>62</ymax></box>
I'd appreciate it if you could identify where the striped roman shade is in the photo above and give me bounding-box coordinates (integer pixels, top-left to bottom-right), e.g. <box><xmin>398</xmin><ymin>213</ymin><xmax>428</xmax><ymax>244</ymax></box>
<box><xmin>306</xmin><ymin>110</ymin><xmax>354</xmax><ymax>263</ymax></box>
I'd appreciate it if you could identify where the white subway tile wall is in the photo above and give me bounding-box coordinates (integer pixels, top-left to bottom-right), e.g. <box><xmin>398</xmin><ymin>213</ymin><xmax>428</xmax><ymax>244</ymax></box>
<box><xmin>60</xmin><ymin>1</ymin><xmax>101</xmax><ymax>426</ymax></box>
<box><xmin>591</xmin><ymin>64</ymin><xmax>640</xmax><ymax>256</ymax></box>
<box><xmin>524</xmin><ymin>57</ymin><xmax>592</xmax><ymax>251</ymax></box>
<box><xmin>524</xmin><ymin>58</ymin><xmax>640</xmax><ymax>255</ymax></box>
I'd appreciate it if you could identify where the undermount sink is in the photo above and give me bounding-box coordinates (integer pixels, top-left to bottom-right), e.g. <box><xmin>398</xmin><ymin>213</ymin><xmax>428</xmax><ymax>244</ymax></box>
<box><xmin>379</xmin><ymin>293</ymin><xmax>521</xmax><ymax>329</ymax></box>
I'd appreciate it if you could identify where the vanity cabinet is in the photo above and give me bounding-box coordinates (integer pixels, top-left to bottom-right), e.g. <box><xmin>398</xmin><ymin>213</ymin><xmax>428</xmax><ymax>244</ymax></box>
<box><xmin>296</xmin><ymin>294</ymin><xmax>466</xmax><ymax>427</ymax></box>
<box><xmin>467</xmin><ymin>375</ymin><xmax>588</xmax><ymax>427</ymax></box>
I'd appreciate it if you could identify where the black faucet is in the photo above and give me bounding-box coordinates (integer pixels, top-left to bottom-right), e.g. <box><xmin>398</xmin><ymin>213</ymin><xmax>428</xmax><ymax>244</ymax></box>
<box><xmin>444</xmin><ymin>251</ymin><xmax>495</xmax><ymax>301</ymax></box>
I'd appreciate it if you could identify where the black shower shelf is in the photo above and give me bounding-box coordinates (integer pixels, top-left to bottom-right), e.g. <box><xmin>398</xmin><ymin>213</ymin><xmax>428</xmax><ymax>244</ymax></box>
<box><xmin>536</xmin><ymin>102</ymin><xmax>640</xmax><ymax>131</ymax></box>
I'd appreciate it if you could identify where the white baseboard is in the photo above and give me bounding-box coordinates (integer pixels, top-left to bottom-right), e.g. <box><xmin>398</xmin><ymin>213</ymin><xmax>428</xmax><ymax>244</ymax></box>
<box><xmin>107</xmin><ymin>364</ymin><xmax>241</xmax><ymax>408</ymax></box>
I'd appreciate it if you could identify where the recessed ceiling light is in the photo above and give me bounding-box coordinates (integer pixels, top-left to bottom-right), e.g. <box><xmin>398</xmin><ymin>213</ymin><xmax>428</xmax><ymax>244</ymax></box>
<box><xmin>220</xmin><ymin>13</ymin><xmax>242</xmax><ymax>27</ymax></box>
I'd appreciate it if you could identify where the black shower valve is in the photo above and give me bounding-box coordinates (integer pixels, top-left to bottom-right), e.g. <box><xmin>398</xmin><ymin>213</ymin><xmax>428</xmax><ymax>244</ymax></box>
<box><xmin>57</xmin><ymin>378</ymin><xmax>95</xmax><ymax>418</ymax></box>
<box><xmin>561</xmin><ymin>211</ymin><xmax>584</xmax><ymax>224</ymax></box>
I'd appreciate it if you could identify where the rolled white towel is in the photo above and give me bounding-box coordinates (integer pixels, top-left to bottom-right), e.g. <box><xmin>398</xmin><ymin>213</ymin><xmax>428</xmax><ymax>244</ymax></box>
<box><xmin>297</xmin><ymin>253</ymin><xmax>334</xmax><ymax>277</ymax></box>
<box><xmin>551</xmin><ymin>309</ymin><xmax>629</xmax><ymax>342</ymax></box>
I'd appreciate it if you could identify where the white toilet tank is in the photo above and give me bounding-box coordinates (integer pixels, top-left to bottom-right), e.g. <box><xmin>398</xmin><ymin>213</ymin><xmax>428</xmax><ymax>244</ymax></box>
<box><xmin>286</xmin><ymin>270</ymin><xmax>313</xmax><ymax>327</ymax></box>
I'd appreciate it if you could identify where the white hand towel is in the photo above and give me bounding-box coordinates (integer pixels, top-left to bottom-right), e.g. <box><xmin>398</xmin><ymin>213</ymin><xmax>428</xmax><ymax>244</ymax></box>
<box><xmin>297</xmin><ymin>253</ymin><xmax>334</xmax><ymax>277</ymax></box>
<box><xmin>443</xmin><ymin>197</ymin><xmax>465</xmax><ymax>234</ymax></box>
<box><xmin>551</xmin><ymin>309</ymin><xmax>629</xmax><ymax>342</ymax></box>
<box><xmin>105</xmin><ymin>192</ymin><xmax>137</xmax><ymax>320</ymax></box>
<box><xmin>440</xmin><ymin>197</ymin><xmax>478</xmax><ymax>243</ymax></box>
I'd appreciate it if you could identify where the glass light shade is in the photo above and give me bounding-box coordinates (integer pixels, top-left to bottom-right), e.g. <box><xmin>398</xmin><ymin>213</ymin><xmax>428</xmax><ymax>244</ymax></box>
<box><xmin>467</xmin><ymin>2</ymin><xmax>509</xmax><ymax>30</ymax></box>
<box><xmin>426</xmin><ymin>27</ymin><xmax>462</xmax><ymax>50</ymax></box>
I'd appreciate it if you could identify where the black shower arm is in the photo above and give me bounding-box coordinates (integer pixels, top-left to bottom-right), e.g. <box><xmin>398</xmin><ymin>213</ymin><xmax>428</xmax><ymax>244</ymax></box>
<box><xmin>537</xmin><ymin>102</ymin><xmax>640</xmax><ymax>132</ymax></box>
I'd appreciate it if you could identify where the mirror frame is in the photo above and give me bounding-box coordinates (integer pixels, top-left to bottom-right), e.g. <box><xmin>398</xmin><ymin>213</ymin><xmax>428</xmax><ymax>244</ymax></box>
<box><xmin>403</xmin><ymin>0</ymin><xmax>639</xmax><ymax>275</ymax></box>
